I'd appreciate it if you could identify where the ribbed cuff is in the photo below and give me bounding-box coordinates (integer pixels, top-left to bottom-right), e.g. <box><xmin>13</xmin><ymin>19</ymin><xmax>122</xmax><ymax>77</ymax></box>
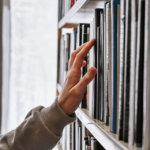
<box><xmin>41</xmin><ymin>98</ymin><xmax>76</xmax><ymax>136</ymax></box>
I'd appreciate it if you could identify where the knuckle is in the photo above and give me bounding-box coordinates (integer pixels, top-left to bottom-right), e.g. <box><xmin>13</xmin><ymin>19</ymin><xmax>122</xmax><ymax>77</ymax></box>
<box><xmin>71</xmin><ymin>52</ymin><xmax>76</xmax><ymax>58</ymax></box>
<box><xmin>84</xmin><ymin>76</ymin><xmax>89</xmax><ymax>83</ymax></box>
<box><xmin>85</xmin><ymin>74</ymin><xmax>90</xmax><ymax>82</ymax></box>
<box><xmin>76</xmin><ymin>53</ymin><xmax>83</xmax><ymax>59</ymax></box>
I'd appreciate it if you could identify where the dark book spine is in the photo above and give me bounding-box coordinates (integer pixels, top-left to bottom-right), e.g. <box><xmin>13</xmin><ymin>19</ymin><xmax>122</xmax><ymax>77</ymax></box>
<box><xmin>123</xmin><ymin>0</ymin><xmax>131</xmax><ymax>142</ymax></box>
<box><xmin>72</xmin><ymin>122</ymin><xmax>76</xmax><ymax>150</ymax></box>
<box><xmin>100</xmin><ymin>11</ymin><xmax>104</xmax><ymax>121</ymax></box>
<box><xmin>94</xmin><ymin>9</ymin><xmax>100</xmax><ymax>119</ymax></box>
<box><xmin>135</xmin><ymin>0</ymin><xmax>145</xmax><ymax>147</ymax></box>
<box><xmin>97</xmin><ymin>26</ymin><xmax>101</xmax><ymax>120</ymax></box>
<box><xmin>111</xmin><ymin>0</ymin><xmax>120</xmax><ymax>133</ymax></box>
<box><xmin>81</xmin><ymin>24</ymin><xmax>90</xmax><ymax>108</ymax></box>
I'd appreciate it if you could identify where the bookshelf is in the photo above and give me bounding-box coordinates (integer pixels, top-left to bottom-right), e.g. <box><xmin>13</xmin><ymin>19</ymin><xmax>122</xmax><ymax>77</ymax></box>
<box><xmin>57</xmin><ymin>84</ymin><xmax>142</xmax><ymax>150</ymax></box>
<box><xmin>56</xmin><ymin>0</ymin><xmax>150</xmax><ymax>150</ymax></box>
<box><xmin>58</xmin><ymin>0</ymin><xmax>106</xmax><ymax>28</ymax></box>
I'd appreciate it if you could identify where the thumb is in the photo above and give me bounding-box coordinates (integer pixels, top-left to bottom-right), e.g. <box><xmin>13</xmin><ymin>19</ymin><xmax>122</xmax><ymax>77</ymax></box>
<box><xmin>76</xmin><ymin>67</ymin><xmax>97</xmax><ymax>90</ymax></box>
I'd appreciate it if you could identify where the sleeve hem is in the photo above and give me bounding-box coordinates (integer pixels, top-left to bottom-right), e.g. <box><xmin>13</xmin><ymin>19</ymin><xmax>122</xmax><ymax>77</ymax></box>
<box><xmin>40</xmin><ymin>97</ymin><xmax>76</xmax><ymax>136</ymax></box>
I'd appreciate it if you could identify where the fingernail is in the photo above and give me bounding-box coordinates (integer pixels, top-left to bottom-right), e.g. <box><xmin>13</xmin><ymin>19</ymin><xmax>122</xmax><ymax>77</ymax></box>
<box><xmin>90</xmin><ymin>38</ymin><xmax>95</xmax><ymax>44</ymax></box>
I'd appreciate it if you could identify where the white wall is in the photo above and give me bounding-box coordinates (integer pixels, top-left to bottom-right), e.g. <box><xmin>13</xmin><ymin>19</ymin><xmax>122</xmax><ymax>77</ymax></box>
<box><xmin>2</xmin><ymin>0</ymin><xmax>58</xmax><ymax>134</ymax></box>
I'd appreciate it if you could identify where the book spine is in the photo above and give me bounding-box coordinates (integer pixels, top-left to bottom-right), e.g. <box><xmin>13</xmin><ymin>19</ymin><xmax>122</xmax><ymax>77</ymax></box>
<box><xmin>106</xmin><ymin>3</ymin><xmax>112</xmax><ymax>130</ymax></box>
<box><xmin>123</xmin><ymin>0</ymin><xmax>131</xmax><ymax>142</ymax></box>
<box><xmin>104</xmin><ymin>3</ymin><xmax>108</xmax><ymax>125</ymax></box>
<box><xmin>143</xmin><ymin>1</ymin><xmax>150</xmax><ymax>150</ymax></box>
<box><xmin>128</xmin><ymin>0</ymin><xmax>138</xmax><ymax>147</ymax></box>
<box><xmin>89</xmin><ymin>19</ymin><xmax>95</xmax><ymax>118</ymax></box>
<box><xmin>81</xmin><ymin>24</ymin><xmax>90</xmax><ymax>109</ymax></box>
<box><xmin>91</xmin><ymin>137</ymin><xmax>97</xmax><ymax>150</ymax></box>
<box><xmin>94</xmin><ymin>9</ymin><xmax>100</xmax><ymax>119</ymax></box>
<box><xmin>72</xmin><ymin>122</ymin><xmax>76</xmax><ymax>150</ymax></box>
<box><xmin>117</xmin><ymin>4</ymin><xmax>120</xmax><ymax>135</ymax></box>
<box><xmin>70</xmin><ymin>0</ymin><xmax>75</xmax><ymax>8</ymax></box>
<box><xmin>75</xmin><ymin>119</ymin><xmax>79</xmax><ymax>150</ymax></box>
<box><xmin>118</xmin><ymin>0</ymin><xmax>125</xmax><ymax>139</ymax></box>
<box><xmin>97</xmin><ymin>26</ymin><xmax>101</xmax><ymax>120</ymax></box>
<box><xmin>100</xmin><ymin>11</ymin><xmax>104</xmax><ymax>121</ymax></box>
<box><xmin>81</xmin><ymin>24</ymin><xmax>87</xmax><ymax>108</ymax></box>
<box><xmin>111</xmin><ymin>0</ymin><xmax>120</xmax><ymax>133</ymax></box>
<box><xmin>135</xmin><ymin>0</ymin><xmax>145</xmax><ymax>147</ymax></box>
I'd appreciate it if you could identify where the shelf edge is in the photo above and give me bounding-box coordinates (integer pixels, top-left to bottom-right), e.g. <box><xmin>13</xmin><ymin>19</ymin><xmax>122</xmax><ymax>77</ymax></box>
<box><xmin>76</xmin><ymin>108</ymin><xmax>129</xmax><ymax>150</ymax></box>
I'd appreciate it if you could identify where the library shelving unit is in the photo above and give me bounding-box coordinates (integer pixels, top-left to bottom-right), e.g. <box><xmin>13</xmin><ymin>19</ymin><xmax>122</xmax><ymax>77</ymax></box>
<box><xmin>57</xmin><ymin>1</ymin><xmax>127</xmax><ymax>150</ymax></box>
<box><xmin>56</xmin><ymin>0</ymin><xmax>148</xmax><ymax>150</ymax></box>
<box><xmin>57</xmin><ymin>85</ymin><xmax>131</xmax><ymax>150</ymax></box>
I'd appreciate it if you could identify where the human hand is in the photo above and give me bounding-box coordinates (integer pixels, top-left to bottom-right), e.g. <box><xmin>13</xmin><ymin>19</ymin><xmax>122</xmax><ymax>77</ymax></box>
<box><xmin>58</xmin><ymin>39</ymin><xmax>97</xmax><ymax>114</ymax></box>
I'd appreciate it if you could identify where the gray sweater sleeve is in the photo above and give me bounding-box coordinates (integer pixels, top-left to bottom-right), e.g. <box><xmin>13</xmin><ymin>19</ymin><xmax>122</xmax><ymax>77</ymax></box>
<box><xmin>0</xmin><ymin>98</ymin><xmax>76</xmax><ymax>150</ymax></box>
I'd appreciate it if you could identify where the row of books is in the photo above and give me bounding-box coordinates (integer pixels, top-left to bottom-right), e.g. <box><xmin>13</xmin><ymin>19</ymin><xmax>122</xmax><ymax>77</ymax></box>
<box><xmin>60</xmin><ymin>120</ymin><xmax>105</xmax><ymax>150</ymax></box>
<box><xmin>72</xmin><ymin>119</ymin><xmax>105</xmax><ymax>150</ymax></box>
<box><xmin>57</xmin><ymin>0</ymin><xmax>150</xmax><ymax>149</ymax></box>
<box><xmin>58</xmin><ymin>0</ymin><xmax>78</xmax><ymax>20</ymax></box>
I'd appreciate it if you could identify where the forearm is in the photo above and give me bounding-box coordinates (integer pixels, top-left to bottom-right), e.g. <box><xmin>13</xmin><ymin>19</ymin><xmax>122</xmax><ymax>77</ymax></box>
<box><xmin>0</xmin><ymin>98</ymin><xmax>76</xmax><ymax>150</ymax></box>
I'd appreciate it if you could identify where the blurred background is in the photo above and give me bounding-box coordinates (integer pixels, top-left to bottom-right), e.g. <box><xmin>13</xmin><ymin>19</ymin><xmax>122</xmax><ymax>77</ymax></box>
<box><xmin>0</xmin><ymin>0</ymin><xmax>58</xmax><ymax>148</ymax></box>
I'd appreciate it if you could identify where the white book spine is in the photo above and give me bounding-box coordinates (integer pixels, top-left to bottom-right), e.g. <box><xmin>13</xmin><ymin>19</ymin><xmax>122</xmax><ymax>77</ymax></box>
<box><xmin>128</xmin><ymin>0</ymin><xmax>137</xmax><ymax>147</ymax></box>
<box><xmin>89</xmin><ymin>19</ymin><xmax>95</xmax><ymax>117</ymax></box>
<box><xmin>118</xmin><ymin>0</ymin><xmax>125</xmax><ymax>138</ymax></box>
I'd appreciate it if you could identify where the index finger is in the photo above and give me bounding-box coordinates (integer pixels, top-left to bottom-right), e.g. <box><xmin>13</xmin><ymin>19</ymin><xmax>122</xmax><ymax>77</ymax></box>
<box><xmin>69</xmin><ymin>43</ymin><xmax>87</xmax><ymax>70</ymax></box>
<box><xmin>72</xmin><ymin>39</ymin><xmax>95</xmax><ymax>69</ymax></box>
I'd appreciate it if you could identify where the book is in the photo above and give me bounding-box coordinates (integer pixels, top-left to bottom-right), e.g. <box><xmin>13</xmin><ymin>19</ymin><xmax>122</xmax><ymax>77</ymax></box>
<box><xmin>59</xmin><ymin>0</ymin><xmax>63</xmax><ymax>20</ymax></box>
<box><xmin>89</xmin><ymin>19</ymin><xmax>95</xmax><ymax>118</ymax></box>
<box><xmin>117</xmin><ymin>4</ymin><xmax>120</xmax><ymax>134</ymax></box>
<box><xmin>111</xmin><ymin>0</ymin><xmax>120</xmax><ymax>133</ymax></box>
<box><xmin>75</xmin><ymin>119</ymin><xmax>79</xmax><ymax>150</ymax></box>
<box><xmin>60</xmin><ymin>34</ymin><xmax>65</xmax><ymax>86</ymax></box>
<box><xmin>81</xmin><ymin>24</ymin><xmax>90</xmax><ymax>109</ymax></box>
<box><xmin>66</xmin><ymin>125</ymin><xmax>72</xmax><ymax>150</ymax></box>
<box><xmin>70</xmin><ymin>0</ymin><xmax>75</xmax><ymax>7</ymax></box>
<box><xmin>94</xmin><ymin>9</ymin><xmax>101</xmax><ymax>119</ymax></box>
<box><xmin>135</xmin><ymin>0</ymin><xmax>145</xmax><ymax>147</ymax></box>
<box><xmin>118</xmin><ymin>0</ymin><xmax>125</xmax><ymax>139</ymax></box>
<box><xmin>123</xmin><ymin>0</ymin><xmax>131</xmax><ymax>142</ymax></box>
<box><xmin>105</xmin><ymin>2</ymin><xmax>112</xmax><ymax>129</ymax></box>
<box><xmin>94</xmin><ymin>9</ymin><xmax>104</xmax><ymax>121</ymax></box>
<box><xmin>143</xmin><ymin>0</ymin><xmax>150</xmax><ymax>149</ymax></box>
<box><xmin>79</xmin><ymin>125</ymin><xmax>82</xmax><ymax>150</ymax></box>
<box><xmin>70</xmin><ymin>28</ymin><xmax>77</xmax><ymax>54</ymax></box>
<box><xmin>64</xmin><ymin>33</ymin><xmax>71</xmax><ymax>79</ymax></box>
<box><xmin>76</xmin><ymin>23</ymin><xmax>90</xmax><ymax>109</ymax></box>
<box><xmin>72</xmin><ymin>122</ymin><xmax>76</xmax><ymax>150</ymax></box>
<box><xmin>97</xmin><ymin>25</ymin><xmax>101</xmax><ymax>120</ymax></box>
<box><xmin>128</xmin><ymin>0</ymin><xmax>138</xmax><ymax>147</ymax></box>
<box><xmin>82</xmin><ymin>124</ymin><xmax>86</xmax><ymax>150</ymax></box>
<box><xmin>99</xmin><ymin>11</ymin><xmax>104</xmax><ymax>121</ymax></box>
<box><xmin>103</xmin><ymin>2</ymin><xmax>110</xmax><ymax>126</ymax></box>
<box><xmin>86</xmin><ymin>27</ymin><xmax>90</xmax><ymax>110</ymax></box>
<box><xmin>91</xmin><ymin>137</ymin><xmax>97</xmax><ymax>150</ymax></box>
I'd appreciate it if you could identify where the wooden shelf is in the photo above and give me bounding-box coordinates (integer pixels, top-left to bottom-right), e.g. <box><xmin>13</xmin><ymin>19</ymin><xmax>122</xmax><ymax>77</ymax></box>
<box><xmin>58</xmin><ymin>0</ymin><xmax>107</xmax><ymax>28</ymax></box>
<box><xmin>76</xmin><ymin>108</ymin><xmax>142</xmax><ymax>150</ymax></box>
